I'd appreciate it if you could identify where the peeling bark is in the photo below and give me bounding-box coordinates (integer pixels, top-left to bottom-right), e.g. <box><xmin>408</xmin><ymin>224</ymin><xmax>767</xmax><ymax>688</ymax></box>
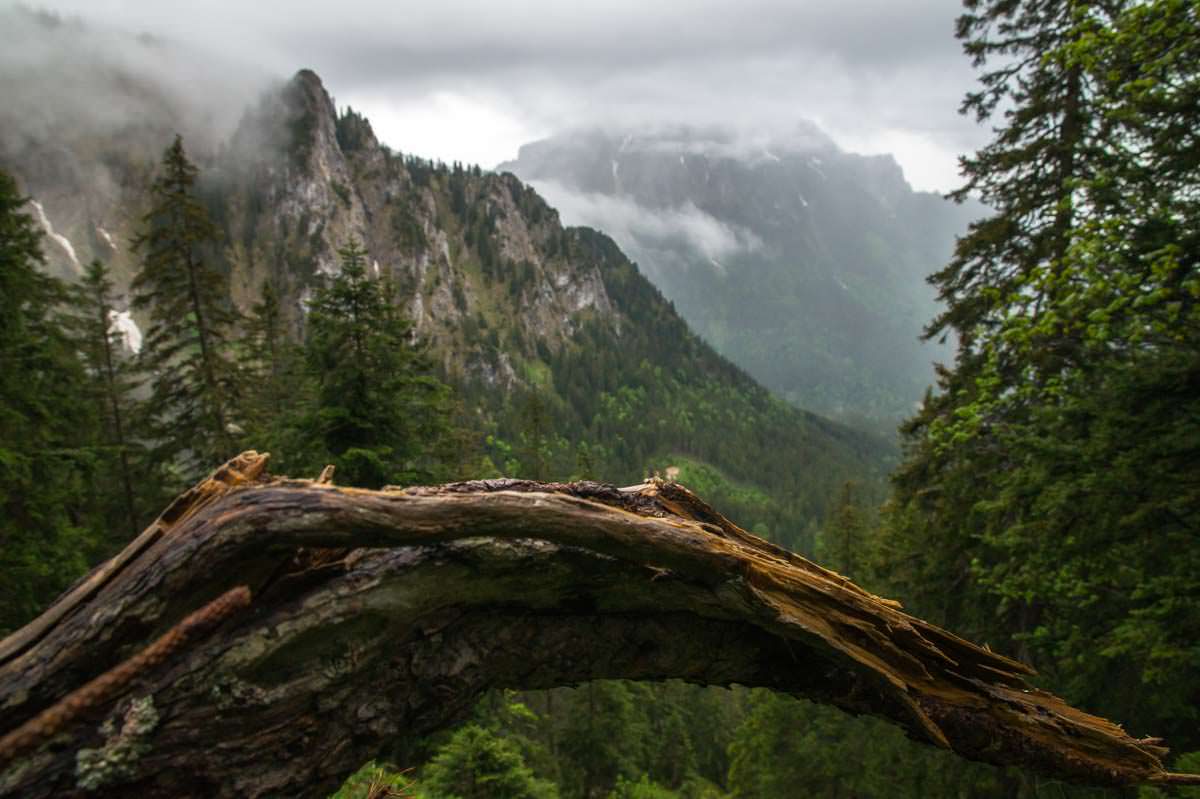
<box><xmin>0</xmin><ymin>452</ymin><xmax>1196</xmax><ymax>797</ymax></box>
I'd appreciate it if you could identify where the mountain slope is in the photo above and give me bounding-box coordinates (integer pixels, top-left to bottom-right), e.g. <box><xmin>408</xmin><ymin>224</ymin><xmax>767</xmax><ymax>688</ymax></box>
<box><xmin>0</xmin><ymin>55</ymin><xmax>891</xmax><ymax>552</ymax></box>
<box><xmin>500</xmin><ymin>126</ymin><xmax>981</xmax><ymax>428</ymax></box>
<box><xmin>210</xmin><ymin>72</ymin><xmax>890</xmax><ymax>549</ymax></box>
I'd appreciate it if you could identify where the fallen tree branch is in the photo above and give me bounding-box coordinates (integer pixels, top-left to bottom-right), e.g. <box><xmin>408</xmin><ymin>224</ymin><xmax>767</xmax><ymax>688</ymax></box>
<box><xmin>0</xmin><ymin>452</ymin><xmax>1196</xmax><ymax>797</ymax></box>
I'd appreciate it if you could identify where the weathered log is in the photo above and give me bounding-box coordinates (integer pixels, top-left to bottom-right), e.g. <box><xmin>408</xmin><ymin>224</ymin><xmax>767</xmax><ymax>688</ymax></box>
<box><xmin>0</xmin><ymin>452</ymin><xmax>1196</xmax><ymax>797</ymax></box>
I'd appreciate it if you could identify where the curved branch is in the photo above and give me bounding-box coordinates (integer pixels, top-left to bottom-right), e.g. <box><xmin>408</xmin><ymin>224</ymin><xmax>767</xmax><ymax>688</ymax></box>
<box><xmin>0</xmin><ymin>453</ymin><xmax>1195</xmax><ymax>797</ymax></box>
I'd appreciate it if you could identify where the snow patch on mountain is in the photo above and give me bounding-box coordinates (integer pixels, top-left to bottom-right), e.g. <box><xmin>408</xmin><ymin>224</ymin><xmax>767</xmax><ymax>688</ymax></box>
<box><xmin>29</xmin><ymin>199</ymin><xmax>82</xmax><ymax>274</ymax></box>
<box><xmin>108</xmin><ymin>309</ymin><xmax>142</xmax><ymax>354</ymax></box>
<box><xmin>96</xmin><ymin>225</ymin><xmax>118</xmax><ymax>253</ymax></box>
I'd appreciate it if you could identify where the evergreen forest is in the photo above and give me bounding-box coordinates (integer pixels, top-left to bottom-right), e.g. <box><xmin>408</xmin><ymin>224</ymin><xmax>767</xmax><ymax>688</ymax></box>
<box><xmin>0</xmin><ymin>0</ymin><xmax>1197</xmax><ymax>797</ymax></box>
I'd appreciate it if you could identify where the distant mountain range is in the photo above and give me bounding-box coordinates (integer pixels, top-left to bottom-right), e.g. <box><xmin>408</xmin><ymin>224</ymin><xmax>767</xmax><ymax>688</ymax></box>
<box><xmin>500</xmin><ymin>126</ymin><xmax>981</xmax><ymax>428</ymax></box>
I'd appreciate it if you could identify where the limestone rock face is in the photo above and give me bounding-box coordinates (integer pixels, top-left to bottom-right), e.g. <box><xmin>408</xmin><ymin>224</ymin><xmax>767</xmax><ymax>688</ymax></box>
<box><xmin>214</xmin><ymin>70</ymin><xmax>622</xmax><ymax>385</ymax></box>
<box><xmin>1</xmin><ymin>59</ymin><xmax>627</xmax><ymax>391</ymax></box>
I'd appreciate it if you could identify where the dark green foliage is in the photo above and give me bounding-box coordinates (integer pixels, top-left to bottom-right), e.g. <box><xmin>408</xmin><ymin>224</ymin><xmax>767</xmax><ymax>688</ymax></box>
<box><xmin>64</xmin><ymin>260</ymin><xmax>144</xmax><ymax>543</ymax></box>
<box><xmin>391</xmin><ymin>202</ymin><xmax>428</xmax><ymax>254</ymax></box>
<box><xmin>132</xmin><ymin>135</ymin><xmax>242</xmax><ymax>481</ymax></box>
<box><xmin>421</xmin><ymin>724</ymin><xmax>558</xmax><ymax>799</ymax></box>
<box><xmin>883</xmin><ymin>0</ymin><xmax>1200</xmax><ymax>754</ymax></box>
<box><xmin>556</xmin><ymin>682</ymin><xmax>648</xmax><ymax>797</ymax></box>
<box><xmin>440</xmin><ymin>683</ymin><xmax>740</xmax><ymax>799</ymax></box>
<box><xmin>515</xmin><ymin>391</ymin><xmax>554</xmax><ymax>481</ymax></box>
<box><xmin>815</xmin><ymin>481</ymin><xmax>869</xmax><ymax>580</ymax></box>
<box><xmin>334</xmin><ymin>106</ymin><xmax>375</xmax><ymax>154</ymax></box>
<box><xmin>726</xmin><ymin>691</ymin><xmax>1005</xmax><ymax>799</ymax></box>
<box><xmin>0</xmin><ymin>169</ymin><xmax>102</xmax><ymax>634</ymax></box>
<box><xmin>236</xmin><ymin>278</ymin><xmax>309</xmax><ymax>467</ymax></box>
<box><xmin>290</xmin><ymin>240</ymin><xmax>458</xmax><ymax>488</ymax></box>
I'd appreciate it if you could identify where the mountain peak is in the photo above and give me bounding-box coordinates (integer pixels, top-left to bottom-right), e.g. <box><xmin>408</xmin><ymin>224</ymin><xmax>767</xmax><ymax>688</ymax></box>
<box><xmin>227</xmin><ymin>67</ymin><xmax>345</xmax><ymax>177</ymax></box>
<box><xmin>503</xmin><ymin>123</ymin><xmax>838</xmax><ymax>174</ymax></box>
<box><xmin>291</xmin><ymin>69</ymin><xmax>329</xmax><ymax>101</ymax></box>
<box><xmin>286</xmin><ymin>69</ymin><xmax>338</xmax><ymax>130</ymax></box>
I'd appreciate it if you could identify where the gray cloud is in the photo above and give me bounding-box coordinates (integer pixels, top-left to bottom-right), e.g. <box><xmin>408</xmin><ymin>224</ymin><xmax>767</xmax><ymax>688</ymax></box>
<box><xmin>532</xmin><ymin>178</ymin><xmax>761</xmax><ymax>270</ymax></box>
<box><xmin>0</xmin><ymin>5</ymin><xmax>270</xmax><ymax>154</ymax></box>
<box><xmin>21</xmin><ymin>0</ymin><xmax>988</xmax><ymax>191</ymax></box>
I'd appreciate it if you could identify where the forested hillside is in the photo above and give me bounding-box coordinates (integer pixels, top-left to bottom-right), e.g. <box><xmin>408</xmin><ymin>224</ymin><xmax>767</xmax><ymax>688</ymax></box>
<box><xmin>873</xmin><ymin>0</ymin><xmax>1200</xmax><ymax>796</ymax></box>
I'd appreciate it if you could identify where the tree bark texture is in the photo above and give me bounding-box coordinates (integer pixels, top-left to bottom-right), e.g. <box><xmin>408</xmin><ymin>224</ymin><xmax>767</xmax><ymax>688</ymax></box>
<box><xmin>0</xmin><ymin>452</ymin><xmax>1196</xmax><ymax>797</ymax></box>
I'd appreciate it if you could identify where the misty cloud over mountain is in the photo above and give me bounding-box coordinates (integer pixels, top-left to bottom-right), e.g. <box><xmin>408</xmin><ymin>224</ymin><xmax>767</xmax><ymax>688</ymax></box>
<box><xmin>0</xmin><ymin>6</ymin><xmax>268</xmax><ymax>153</ymax></box>
<box><xmin>34</xmin><ymin>0</ymin><xmax>985</xmax><ymax>191</ymax></box>
<box><xmin>502</xmin><ymin>126</ymin><xmax>980</xmax><ymax>425</ymax></box>
<box><xmin>0</xmin><ymin>6</ymin><xmax>277</xmax><ymax>281</ymax></box>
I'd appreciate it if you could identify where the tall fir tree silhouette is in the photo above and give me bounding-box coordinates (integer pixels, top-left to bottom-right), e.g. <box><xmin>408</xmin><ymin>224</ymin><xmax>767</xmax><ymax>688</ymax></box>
<box><xmin>132</xmin><ymin>135</ymin><xmax>240</xmax><ymax>480</ymax></box>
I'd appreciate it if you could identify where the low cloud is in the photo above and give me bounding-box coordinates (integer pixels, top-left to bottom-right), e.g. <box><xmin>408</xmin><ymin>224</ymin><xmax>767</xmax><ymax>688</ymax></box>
<box><xmin>0</xmin><ymin>5</ymin><xmax>271</xmax><ymax>157</ymax></box>
<box><xmin>531</xmin><ymin>179</ymin><xmax>759</xmax><ymax>274</ymax></box>
<box><xmin>32</xmin><ymin>0</ymin><xmax>990</xmax><ymax>193</ymax></box>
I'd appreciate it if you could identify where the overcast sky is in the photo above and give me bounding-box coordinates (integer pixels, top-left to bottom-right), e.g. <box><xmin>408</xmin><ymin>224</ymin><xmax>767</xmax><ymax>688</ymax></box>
<box><xmin>33</xmin><ymin>0</ymin><xmax>987</xmax><ymax>193</ymax></box>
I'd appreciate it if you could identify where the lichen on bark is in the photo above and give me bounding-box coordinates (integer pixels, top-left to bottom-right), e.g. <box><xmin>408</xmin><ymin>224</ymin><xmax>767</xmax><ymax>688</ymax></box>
<box><xmin>75</xmin><ymin>696</ymin><xmax>158</xmax><ymax>791</ymax></box>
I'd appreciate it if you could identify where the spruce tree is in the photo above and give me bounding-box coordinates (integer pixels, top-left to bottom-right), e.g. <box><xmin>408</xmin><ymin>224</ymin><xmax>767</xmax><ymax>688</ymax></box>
<box><xmin>886</xmin><ymin>0</ymin><xmax>1105</xmax><ymax>631</ymax></box>
<box><xmin>885</xmin><ymin>0</ymin><xmax>1200</xmax><ymax>744</ymax></box>
<box><xmin>237</xmin><ymin>278</ymin><xmax>308</xmax><ymax>464</ymax></box>
<box><xmin>296</xmin><ymin>240</ymin><xmax>456</xmax><ymax>488</ymax></box>
<box><xmin>817</xmin><ymin>481</ymin><xmax>867</xmax><ymax>579</ymax></box>
<box><xmin>132</xmin><ymin>134</ymin><xmax>240</xmax><ymax>479</ymax></box>
<box><xmin>65</xmin><ymin>259</ymin><xmax>143</xmax><ymax>542</ymax></box>
<box><xmin>0</xmin><ymin>169</ymin><xmax>101</xmax><ymax>633</ymax></box>
<box><xmin>421</xmin><ymin>724</ymin><xmax>557</xmax><ymax>799</ymax></box>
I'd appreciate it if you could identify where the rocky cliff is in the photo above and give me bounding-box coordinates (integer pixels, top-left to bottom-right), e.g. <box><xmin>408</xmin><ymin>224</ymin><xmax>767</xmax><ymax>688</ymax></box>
<box><xmin>214</xmin><ymin>70</ymin><xmax>617</xmax><ymax>387</ymax></box>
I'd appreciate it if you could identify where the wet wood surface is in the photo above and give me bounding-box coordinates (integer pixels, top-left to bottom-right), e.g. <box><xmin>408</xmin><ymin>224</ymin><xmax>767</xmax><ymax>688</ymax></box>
<box><xmin>1</xmin><ymin>452</ymin><xmax>1196</xmax><ymax>797</ymax></box>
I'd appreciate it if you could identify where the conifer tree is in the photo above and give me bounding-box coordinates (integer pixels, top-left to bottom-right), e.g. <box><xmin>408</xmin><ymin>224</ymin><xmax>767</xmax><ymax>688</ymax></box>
<box><xmin>65</xmin><ymin>259</ymin><xmax>142</xmax><ymax>542</ymax></box>
<box><xmin>517</xmin><ymin>391</ymin><xmax>553</xmax><ymax>481</ymax></box>
<box><xmin>296</xmin><ymin>240</ymin><xmax>457</xmax><ymax>488</ymax></box>
<box><xmin>817</xmin><ymin>481</ymin><xmax>867</xmax><ymax>579</ymax></box>
<box><xmin>242</xmin><ymin>279</ymin><xmax>286</xmax><ymax>392</ymax></box>
<box><xmin>0</xmin><ymin>169</ymin><xmax>101</xmax><ymax>633</ymax></box>
<box><xmin>885</xmin><ymin>0</ymin><xmax>1105</xmax><ymax>632</ymax></box>
<box><xmin>885</xmin><ymin>0</ymin><xmax>1200</xmax><ymax>745</ymax></box>
<box><xmin>237</xmin><ymin>278</ymin><xmax>308</xmax><ymax>464</ymax></box>
<box><xmin>421</xmin><ymin>724</ymin><xmax>557</xmax><ymax>799</ymax></box>
<box><xmin>132</xmin><ymin>134</ymin><xmax>241</xmax><ymax>479</ymax></box>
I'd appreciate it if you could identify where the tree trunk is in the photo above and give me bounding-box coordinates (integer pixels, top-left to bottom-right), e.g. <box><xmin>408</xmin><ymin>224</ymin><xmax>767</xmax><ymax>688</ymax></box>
<box><xmin>0</xmin><ymin>452</ymin><xmax>1195</xmax><ymax>797</ymax></box>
